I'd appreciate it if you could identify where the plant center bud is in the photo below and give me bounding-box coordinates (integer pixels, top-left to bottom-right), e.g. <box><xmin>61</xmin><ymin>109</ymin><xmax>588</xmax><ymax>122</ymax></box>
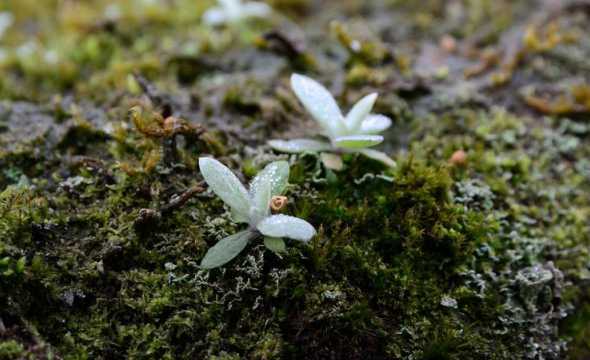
<box><xmin>270</xmin><ymin>196</ymin><xmax>288</xmax><ymax>212</ymax></box>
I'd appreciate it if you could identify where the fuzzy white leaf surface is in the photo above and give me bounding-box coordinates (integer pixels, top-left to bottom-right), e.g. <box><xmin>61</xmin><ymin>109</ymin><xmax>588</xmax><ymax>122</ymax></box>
<box><xmin>200</xmin><ymin>230</ymin><xmax>257</xmax><ymax>269</ymax></box>
<box><xmin>241</xmin><ymin>2</ymin><xmax>272</xmax><ymax>17</ymax></box>
<box><xmin>358</xmin><ymin>148</ymin><xmax>397</xmax><ymax>168</ymax></box>
<box><xmin>203</xmin><ymin>0</ymin><xmax>271</xmax><ymax>25</ymax></box>
<box><xmin>249</xmin><ymin>175</ymin><xmax>271</xmax><ymax>226</ymax></box>
<box><xmin>250</xmin><ymin>161</ymin><xmax>289</xmax><ymax>198</ymax></box>
<box><xmin>257</xmin><ymin>215</ymin><xmax>316</xmax><ymax>242</ymax></box>
<box><xmin>219</xmin><ymin>0</ymin><xmax>242</xmax><ymax>18</ymax></box>
<box><xmin>291</xmin><ymin>74</ymin><xmax>344</xmax><ymax>137</ymax></box>
<box><xmin>345</xmin><ymin>93</ymin><xmax>378</xmax><ymax>132</ymax></box>
<box><xmin>268</xmin><ymin>139</ymin><xmax>332</xmax><ymax>153</ymax></box>
<box><xmin>249</xmin><ymin>161</ymin><xmax>290</xmax><ymax>224</ymax></box>
<box><xmin>360</xmin><ymin>115</ymin><xmax>392</xmax><ymax>134</ymax></box>
<box><xmin>199</xmin><ymin>157</ymin><xmax>251</xmax><ymax>221</ymax></box>
<box><xmin>333</xmin><ymin>135</ymin><xmax>383</xmax><ymax>149</ymax></box>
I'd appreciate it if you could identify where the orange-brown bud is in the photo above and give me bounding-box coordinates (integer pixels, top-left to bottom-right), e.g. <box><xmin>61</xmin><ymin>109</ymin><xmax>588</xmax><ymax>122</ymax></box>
<box><xmin>449</xmin><ymin>149</ymin><xmax>467</xmax><ymax>166</ymax></box>
<box><xmin>270</xmin><ymin>196</ymin><xmax>288</xmax><ymax>212</ymax></box>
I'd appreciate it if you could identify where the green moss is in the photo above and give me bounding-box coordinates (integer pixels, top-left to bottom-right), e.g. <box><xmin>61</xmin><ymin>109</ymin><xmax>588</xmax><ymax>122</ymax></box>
<box><xmin>0</xmin><ymin>341</ymin><xmax>24</xmax><ymax>360</ymax></box>
<box><xmin>0</xmin><ymin>0</ymin><xmax>589</xmax><ymax>358</ymax></box>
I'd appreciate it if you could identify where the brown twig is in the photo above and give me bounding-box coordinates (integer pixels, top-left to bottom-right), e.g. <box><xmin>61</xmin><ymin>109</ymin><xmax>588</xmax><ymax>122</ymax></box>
<box><xmin>160</xmin><ymin>182</ymin><xmax>207</xmax><ymax>214</ymax></box>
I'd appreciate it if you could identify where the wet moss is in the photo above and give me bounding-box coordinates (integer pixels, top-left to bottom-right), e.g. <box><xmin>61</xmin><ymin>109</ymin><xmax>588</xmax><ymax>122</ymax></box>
<box><xmin>0</xmin><ymin>0</ymin><xmax>589</xmax><ymax>358</ymax></box>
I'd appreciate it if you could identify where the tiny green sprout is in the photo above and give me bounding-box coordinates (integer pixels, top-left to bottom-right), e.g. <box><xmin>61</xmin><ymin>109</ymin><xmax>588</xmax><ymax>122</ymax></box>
<box><xmin>202</xmin><ymin>0</ymin><xmax>272</xmax><ymax>26</ymax></box>
<box><xmin>198</xmin><ymin>157</ymin><xmax>316</xmax><ymax>269</ymax></box>
<box><xmin>268</xmin><ymin>74</ymin><xmax>396</xmax><ymax>169</ymax></box>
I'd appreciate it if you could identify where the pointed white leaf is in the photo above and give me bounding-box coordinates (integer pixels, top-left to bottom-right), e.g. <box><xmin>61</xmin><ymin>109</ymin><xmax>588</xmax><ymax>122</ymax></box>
<box><xmin>242</xmin><ymin>2</ymin><xmax>272</xmax><ymax>17</ymax></box>
<box><xmin>200</xmin><ymin>230</ymin><xmax>257</xmax><ymax>269</ymax></box>
<box><xmin>219</xmin><ymin>0</ymin><xmax>241</xmax><ymax>14</ymax></box>
<box><xmin>257</xmin><ymin>215</ymin><xmax>316</xmax><ymax>242</ymax></box>
<box><xmin>249</xmin><ymin>171</ymin><xmax>271</xmax><ymax>225</ymax></box>
<box><xmin>202</xmin><ymin>7</ymin><xmax>228</xmax><ymax>26</ymax></box>
<box><xmin>333</xmin><ymin>135</ymin><xmax>383</xmax><ymax>149</ymax></box>
<box><xmin>268</xmin><ymin>139</ymin><xmax>332</xmax><ymax>153</ymax></box>
<box><xmin>360</xmin><ymin>114</ymin><xmax>392</xmax><ymax>134</ymax></box>
<box><xmin>251</xmin><ymin>161</ymin><xmax>290</xmax><ymax>198</ymax></box>
<box><xmin>264</xmin><ymin>237</ymin><xmax>286</xmax><ymax>253</ymax></box>
<box><xmin>345</xmin><ymin>93</ymin><xmax>378</xmax><ymax>132</ymax></box>
<box><xmin>199</xmin><ymin>157</ymin><xmax>251</xmax><ymax>220</ymax></box>
<box><xmin>231</xmin><ymin>208</ymin><xmax>249</xmax><ymax>224</ymax></box>
<box><xmin>358</xmin><ymin>148</ymin><xmax>396</xmax><ymax>168</ymax></box>
<box><xmin>291</xmin><ymin>74</ymin><xmax>345</xmax><ymax>137</ymax></box>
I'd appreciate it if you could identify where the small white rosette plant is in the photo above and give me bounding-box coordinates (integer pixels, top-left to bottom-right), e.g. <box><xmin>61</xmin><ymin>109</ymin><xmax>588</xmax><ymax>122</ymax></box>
<box><xmin>269</xmin><ymin>74</ymin><xmax>396</xmax><ymax>168</ymax></box>
<box><xmin>198</xmin><ymin>157</ymin><xmax>316</xmax><ymax>269</ymax></box>
<box><xmin>202</xmin><ymin>0</ymin><xmax>272</xmax><ymax>26</ymax></box>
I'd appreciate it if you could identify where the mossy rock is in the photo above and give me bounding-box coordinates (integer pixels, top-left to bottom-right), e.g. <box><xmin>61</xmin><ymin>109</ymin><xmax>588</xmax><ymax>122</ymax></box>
<box><xmin>0</xmin><ymin>0</ymin><xmax>589</xmax><ymax>359</ymax></box>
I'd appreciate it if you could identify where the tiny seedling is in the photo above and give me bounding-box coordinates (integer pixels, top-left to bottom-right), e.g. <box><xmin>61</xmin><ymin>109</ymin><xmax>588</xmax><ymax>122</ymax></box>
<box><xmin>269</xmin><ymin>74</ymin><xmax>396</xmax><ymax>168</ymax></box>
<box><xmin>198</xmin><ymin>157</ymin><xmax>315</xmax><ymax>268</ymax></box>
<box><xmin>202</xmin><ymin>0</ymin><xmax>272</xmax><ymax>26</ymax></box>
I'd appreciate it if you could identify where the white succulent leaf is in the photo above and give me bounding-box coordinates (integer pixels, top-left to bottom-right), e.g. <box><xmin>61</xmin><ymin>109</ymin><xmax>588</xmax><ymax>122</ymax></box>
<box><xmin>333</xmin><ymin>135</ymin><xmax>383</xmax><ymax>149</ymax></box>
<box><xmin>344</xmin><ymin>93</ymin><xmax>378</xmax><ymax>132</ymax></box>
<box><xmin>360</xmin><ymin>114</ymin><xmax>392</xmax><ymax>134</ymax></box>
<box><xmin>241</xmin><ymin>2</ymin><xmax>272</xmax><ymax>18</ymax></box>
<box><xmin>249</xmin><ymin>171</ymin><xmax>272</xmax><ymax>225</ymax></box>
<box><xmin>257</xmin><ymin>214</ymin><xmax>316</xmax><ymax>242</ymax></box>
<box><xmin>199</xmin><ymin>157</ymin><xmax>251</xmax><ymax>221</ymax></box>
<box><xmin>291</xmin><ymin>74</ymin><xmax>345</xmax><ymax>137</ymax></box>
<box><xmin>249</xmin><ymin>161</ymin><xmax>289</xmax><ymax>225</ymax></box>
<box><xmin>200</xmin><ymin>230</ymin><xmax>257</xmax><ymax>269</ymax></box>
<box><xmin>219</xmin><ymin>0</ymin><xmax>242</xmax><ymax>18</ymax></box>
<box><xmin>204</xmin><ymin>0</ymin><xmax>270</xmax><ymax>25</ymax></box>
<box><xmin>231</xmin><ymin>207</ymin><xmax>250</xmax><ymax>224</ymax></box>
<box><xmin>250</xmin><ymin>161</ymin><xmax>290</xmax><ymax>198</ymax></box>
<box><xmin>357</xmin><ymin>148</ymin><xmax>396</xmax><ymax>168</ymax></box>
<box><xmin>268</xmin><ymin>139</ymin><xmax>332</xmax><ymax>153</ymax></box>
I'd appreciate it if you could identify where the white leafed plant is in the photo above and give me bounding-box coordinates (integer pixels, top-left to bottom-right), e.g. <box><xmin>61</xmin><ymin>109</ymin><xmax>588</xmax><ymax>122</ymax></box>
<box><xmin>202</xmin><ymin>0</ymin><xmax>272</xmax><ymax>26</ymax></box>
<box><xmin>198</xmin><ymin>157</ymin><xmax>316</xmax><ymax>268</ymax></box>
<box><xmin>268</xmin><ymin>74</ymin><xmax>396</xmax><ymax>168</ymax></box>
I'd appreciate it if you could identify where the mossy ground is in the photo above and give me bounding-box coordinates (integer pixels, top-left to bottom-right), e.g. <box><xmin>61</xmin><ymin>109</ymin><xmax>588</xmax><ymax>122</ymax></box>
<box><xmin>0</xmin><ymin>0</ymin><xmax>589</xmax><ymax>359</ymax></box>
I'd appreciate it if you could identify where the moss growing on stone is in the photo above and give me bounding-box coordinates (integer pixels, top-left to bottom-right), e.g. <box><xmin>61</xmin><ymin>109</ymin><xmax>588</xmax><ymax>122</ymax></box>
<box><xmin>0</xmin><ymin>0</ymin><xmax>589</xmax><ymax>359</ymax></box>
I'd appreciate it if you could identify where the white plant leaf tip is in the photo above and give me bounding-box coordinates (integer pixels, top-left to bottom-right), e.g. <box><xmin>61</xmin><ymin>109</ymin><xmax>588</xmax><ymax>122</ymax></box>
<box><xmin>250</xmin><ymin>161</ymin><xmax>289</xmax><ymax>198</ymax></box>
<box><xmin>345</xmin><ymin>92</ymin><xmax>378</xmax><ymax>131</ymax></box>
<box><xmin>203</xmin><ymin>0</ymin><xmax>271</xmax><ymax>25</ymax></box>
<box><xmin>257</xmin><ymin>215</ymin><xmax>316</xmax><ymax>242</ymax></box>
<box><xmin>198</xmin><ymin>157</ymin><xmax>250</xmax><ymax>220</ymax></box>
<box><xmin>200</xmin><ymin>230</ymin><xmax>257</xmax><ymax>269</ymax></box>
<box><xmin>268</xmin><ymin>139</ymin><xmax>331</xmax><ymax>153</ymax></box>
<box><xmin>290</xmin><ymin>74</ymin><xmax>344</xmax><ymax>137</ymax></box>
<box><xmin>360</xmin><ymin>115</ymin><xmax>392</xmax><ymax>134</ymax></box>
